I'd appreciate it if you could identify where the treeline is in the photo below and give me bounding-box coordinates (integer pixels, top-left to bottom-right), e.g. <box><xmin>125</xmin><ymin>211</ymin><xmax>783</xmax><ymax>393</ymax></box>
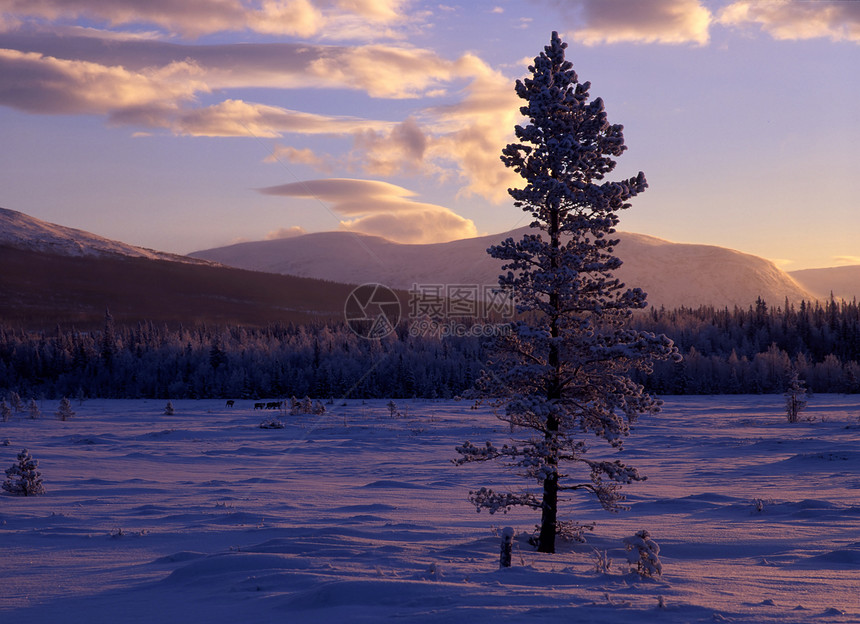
<box><xmin>0</xmin><ymin>318</ymin><xmax>486</xmax><ymax>400</ymax></box>
<box><xmin>631</xmin><ymin>297</ymin><xmax>860</xmax><ymax>394</ymax></box>
<box><xmin>1</xmin><ymin>297</ymin><xmax>859</xmax><ymax>399</ymax></box>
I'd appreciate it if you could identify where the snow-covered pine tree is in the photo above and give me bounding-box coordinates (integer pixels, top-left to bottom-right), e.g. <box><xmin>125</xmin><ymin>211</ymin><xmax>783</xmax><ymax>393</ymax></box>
<box><xmin>623</xmin><ymin>529</ymin><xmax>662</xmax><ymax>578</ymax></box>
<box><xmin>455</xmin><ymin>32</ymin><xmax>679</xmax><ymax>554</ymax></box>
<box><xmin>27</xmin><ymin>398</ymin><xmax>40</xmax><ymax>420</ymax></box>
<box><xmin>1</xmin><ymin>400</ymin><xmax>10</xmax><ymax>422</ymax></box>
<box><xmin>784</xmin><ymin>369</ymin><xmax>808</xmax><ymax>423</ymax></box>
<box><xmin>3</xmin><ymin>448</ymin><xmax>46</xmax><ymax>496</ymax></box>
<box><xmin>56</xmin><ymin>397</ymin><xmax>75</xmax><ymax>421</ymax></box>
<box><xmin>164</xmin><ymin>401</ymin><xmax>175</xmax><ymax>415</ymax></box>
<box><xmin>9</xmin><ymin>391</ymin><xmax>22</xmax><ymax>414</ymax></box>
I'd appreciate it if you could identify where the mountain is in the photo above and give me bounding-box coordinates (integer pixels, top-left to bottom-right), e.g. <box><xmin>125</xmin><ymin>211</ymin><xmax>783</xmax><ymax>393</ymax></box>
<box><xmin>0</xmin><ymin>207</ymin><xmax>384</xmax><ymax>329</ymax></box>
<box><xmin>789</xmin><ymin>266</ymin><xmax>860</xmax><ymax>302</ymax></box>
<box><xmin>191</xmin><ymin>228</ymin><xmax>813</xmax><ymax>310</ymax></box>
<box><xmin>0</xmin><ymin>207</ymin><xmax>208</xmax><ymax>264</ymax></box>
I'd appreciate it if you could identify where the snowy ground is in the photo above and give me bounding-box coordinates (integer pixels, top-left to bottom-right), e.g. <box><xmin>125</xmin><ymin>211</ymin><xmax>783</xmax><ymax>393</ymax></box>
<box><xmin>1</xmin><ymin>396</ymin><xmax>858</xmax><ymax>623</ymax></box>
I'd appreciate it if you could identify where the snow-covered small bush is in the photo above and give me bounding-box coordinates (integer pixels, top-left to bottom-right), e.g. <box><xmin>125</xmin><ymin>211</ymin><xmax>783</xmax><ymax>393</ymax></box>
<box><xmin>0</xmin><ymin>400</ymin><xmax>10</xmax><ymax>422</ymax></box>
<box><xmin>27</xmin><ymin>398</ymin><xmax>41</xmax><ymax>420</ymax></box>
<box><xmin>163</xmin><ymin>401</ymin><xmax>175</xmax><ymax>415</ymax></box>
<box><xmin>259</xmin><ymin>417</ymin><xmax>285</xmax><ymax>429</ymax></box>
<box><xmin>623</xmin><ymin>529</ymin><xmax>662</xmax><ymax>578</ymax></box>
<box><xmin>592</xmin><ymin>549</ymin><xmax>613</xmax><ymax>574</ymax></box>
<box><xmin>556</xmin><ymin>520</ymin><xmax>595</xmax><ymax>543</ymax></box>
<box><xmin>56</xmin><ymin>397</ymin><xmax>75</xmax><ymax>421</ymax></box>
<box><xmin>3</xmin><ymin>448</ymin><xmax>46</xmax><ymax>496</ymax></box>
<box><xmin>289</xmin><ymin>397</ymin><xmax>325</xmax><ymax>416</ymax></box>
<box><xmin>784</xmin><ymin>370</ymin><xmax>808</xmax><ymax>423</ymax></box>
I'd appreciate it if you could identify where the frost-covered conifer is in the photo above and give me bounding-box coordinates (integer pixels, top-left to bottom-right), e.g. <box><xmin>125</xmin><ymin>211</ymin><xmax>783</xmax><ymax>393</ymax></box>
<box><xmin>784</xmin><ymin>369</ymin><xmax>808</xmax><ymax>423</ymax></box>
<box><xmin>455</xmin><ymin>32</ymin><xmax>679</xmax><ymax>554</ymax></box>
<box><xmin>27</xmin><ymin>398</ymin><xmax>41</xmax><ymax>420</ymax></box>
<box><xmin>623</xmin><ymin>529</ymin><xmax>662</xmax><ymax>578</ymax></box>
<box><xmin>3</xmin><ymin>448</ymin><xmax>46</xmax><ymax>496</ymax></box>
<box><xmin>164</xmin><ymin>401</ymin><xmax>175</xmax><ymax>415</ymax></box>
<box><xmin>1</xmin><ymin>400</ymin><xmax>10</xmax><ymax>423</ymax></box>
<box><xmin>9</xmin><ymin>392</ymin><xmax>22</xmax><ymax>413</ymax></box>
<box><xmin>56</xmin><ymin>397</ymin><xmax>75</xmax><ymax>421</ymax></box>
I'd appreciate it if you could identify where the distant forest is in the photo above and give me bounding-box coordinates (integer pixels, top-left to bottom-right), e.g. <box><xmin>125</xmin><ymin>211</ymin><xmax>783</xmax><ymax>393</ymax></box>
<box><xmin>1</xmin><ymin>297</ymin><xmax>859</xmax><ymax>400</ymax></box>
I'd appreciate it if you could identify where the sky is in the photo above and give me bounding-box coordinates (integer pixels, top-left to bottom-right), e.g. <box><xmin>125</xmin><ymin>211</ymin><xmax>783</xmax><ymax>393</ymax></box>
<box><xmin>0</xmin><ymin>0</ymin><xmax>858</xmax><ymax>270</ymax></box>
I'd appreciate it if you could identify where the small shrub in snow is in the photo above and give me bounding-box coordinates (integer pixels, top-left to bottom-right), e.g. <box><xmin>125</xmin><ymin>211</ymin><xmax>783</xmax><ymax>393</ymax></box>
<box><xmin>163</xmin><ymin>401</ymin><xmax>175</xmax><ymax>415</ymax></box>
<box><xmin>556</xmin><ymin>520</ymin><xmax>595</xmax><ymax>543</ymax></box>
<box><xmin>56</xmin><ymin>397</ymin><xmax>75</xmax><ymax>421</ymax></box>
<box><xmin>3</xmin><ymin>448</ymin><xmax>46</xmax><ymax>496</ymax></box>
<box><xmin>592</xmin><ymin>549</ymin><xmax>613</xmax><ymax>575</ymax></box>
<box><xmin>1</xmin><ymin>400</ymin><xmax>10</xmax><ymax>422</ymax></box>
<box><xmin>289</xmin><ymin>397</ymin><xmax>325</xmax><ymax>416</ymax></box>
<box><xmin>27</xmin><ymin>398</ymin><xmax>41</xmax><ymax>420</ymax></box>
<box><xmin>387</xmin><ymin>400</ymin><xmax>398</xmax><ymax>417</ymax></box>
<box><xmin>623</xmin><ymin>529</ymin><xmax>662</xmax><ymax>578</ymax></box>
<box><xmin>751</xmin><ymin>498</ymin><xmax>771</xmax><ymax>513</ymax></box>
<box><xmin>784</xmin><ymin>370</ymin><xmax>808</xmax><ymax>423</ymax></box>
<box><xmin>259</xmin><ymin>417</ymin><xmax>285</xmax><ymax>429</ymax></box>
<box><xmin>425</xmin><ymin>562</ymin><xmax>443</xmax><ymax>581</ymax></box>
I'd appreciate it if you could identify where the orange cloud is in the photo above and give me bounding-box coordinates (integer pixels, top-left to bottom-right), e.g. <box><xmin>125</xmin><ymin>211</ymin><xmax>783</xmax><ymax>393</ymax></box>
<box><xmin>173</xmin><ymin>99</ymin><xmax>391</xmax><ymax>138</ymax></box>
<box><xmin>258</xmin><ymin>178</ymin><xmax>477</xmax><ymax>243</ymax></box>
<box><xmin>0</xmin><ymin>0</ymin><xmax>411</xmax><ymax>40</ymax></box>
<box><xmin>265</xmin><ymin>145</ymin><xmax>333</xmax><ymax>173</ymax></box>
<box><xmin>265</xmin><ymin>225</ymin><xmax>307</xmax><ymax>240</ymax></box>
<box><xmin>720</xmin><ymin>1</ymin><xmax>860</xmax><ymax>43</ymax></box>
<box><xmin>544</xmin><ymin>0</ymin><xmax>712</xmax><ymax>45</ymax></box>
<box><xmin>0</xmin><ymin>49</ymin><xmax>203</xmax><ymax>114</ymax></box>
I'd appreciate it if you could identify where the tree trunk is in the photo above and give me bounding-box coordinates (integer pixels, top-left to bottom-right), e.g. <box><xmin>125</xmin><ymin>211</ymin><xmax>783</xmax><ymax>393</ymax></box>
<box><xmin>537</xmin><ymin>472</ymin><xmax>558</xmax><ymax>553</ymax></box>
<box><xmin>537</xmin><ymin>201</ymin><xmax>562</xmax><ymax>554</ymax></box>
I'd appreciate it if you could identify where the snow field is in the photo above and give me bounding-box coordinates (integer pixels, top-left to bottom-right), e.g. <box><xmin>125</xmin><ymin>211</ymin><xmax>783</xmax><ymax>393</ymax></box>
<box><xmin>0</xmin><ymin>396</ymin><xmax>858</xmax><ymax>623</ymax></box>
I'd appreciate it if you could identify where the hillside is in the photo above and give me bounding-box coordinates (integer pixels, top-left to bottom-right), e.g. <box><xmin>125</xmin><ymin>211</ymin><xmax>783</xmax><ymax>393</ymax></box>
<box><xmin>191</xmin><ymin>228</ymin><xmax>813</xmax><ymax>310</ymax></box>
<box><xmin>789</xmin><ymin>265</ymin><xmax>860</xmax><ymax>302</ymax></box>
<box><xmin>0</xmin><ymin>245</ymin><xmax>365</xmax><ymax>329</ymax></box>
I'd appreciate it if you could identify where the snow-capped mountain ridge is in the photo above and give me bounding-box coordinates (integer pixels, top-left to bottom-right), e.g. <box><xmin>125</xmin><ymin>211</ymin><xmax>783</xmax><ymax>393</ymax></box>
<box><xmin>0</xmin><ymin>207</ymin><xmax>208</xmax><ymax>264</ymax></box>
<box><xmin>191</xmin><ymin>227</ymin><xmax>814</xmax><ymax>309</ymax></box>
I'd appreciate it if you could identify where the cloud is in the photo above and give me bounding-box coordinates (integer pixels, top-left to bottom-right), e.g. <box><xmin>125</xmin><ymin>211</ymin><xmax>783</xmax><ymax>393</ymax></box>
<box><xmin>173</xmin><ymin>99</ymin><xmax>389</xmax><ymax>137</ymax></box>
<box><xmin>544</xmin><ymin>0</ymin><xmax>712</xmax><ymax>45</ymax></box>
<box><xmin>352</xmin><ymin>117</ymin><xmax>429</xmax><ymax>176</ymax></box>
<box><xmin>422</xmin><ymin>60</ymin><xmax>522</xmax><ymax>202</ymax></box>
<box><xmin>0</xmin><ymin>49</ymin><xmax>204</xmax><ymax>114</ymax></box>
<box><xmin>306</xmin><ymin>44</ymin><xmax>472</xmax><ymax>99</ymax></box>
<box><xmin>257</xmin><ymin>178</ymin><xmax>477</xmax><ymax>243</ymax></box>
<box><xmin>834</xmin><ymin>255</ymin><xmax>860</xmax><ymax>266</ymax></box>
<box><xmin>265</xmin><ymin>145</ymin><xmax>333</xmax><ymax>173</ymax></box>
<box><xmin>0</xmin><ymin>29</ymin><xmax>526</xmax><ymax>204</ymax></box>
<box><xmin>265</xmin><ymin>225</ymin><xmax>307</xmax><ymax>240</ymax></box>
<box><xmin>719</xmin><ymin>1</ymin><xmax>860</xmax><ymax>43</ymax></box>
<box><xmin>0</xmin><ymin>0</ymin><xmax>411</xmax><ymax>40</ymax></box>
